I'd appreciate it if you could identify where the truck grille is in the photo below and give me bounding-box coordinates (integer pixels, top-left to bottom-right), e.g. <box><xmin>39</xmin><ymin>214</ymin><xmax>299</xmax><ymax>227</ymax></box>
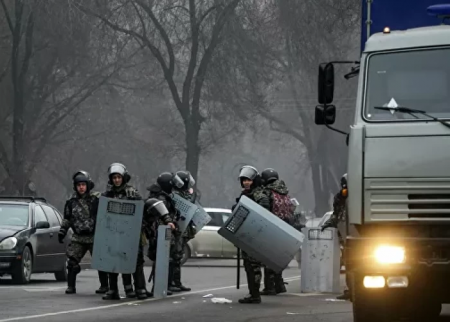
<box><xmin>365</xmin><ymin>179</ymin><xmax>450</xmax><ymax>222</ymax></box>
<box><xmin>408</xmin><ymin>194</ymin><xmax>450</xmax><ymax>218</ymax></box>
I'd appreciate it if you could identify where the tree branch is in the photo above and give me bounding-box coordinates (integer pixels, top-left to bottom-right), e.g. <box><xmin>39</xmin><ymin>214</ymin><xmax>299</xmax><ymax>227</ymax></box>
<box><xmin>134</xmin><ymin>0</ymin><xmax>175</xmax><ymax>76</ymax></box>
<box><xmin>0</xmin><ymin>0</ymin><xmax>13</xmax><ymax>33</ymax></box>
<box><xmin>191</xmin><ymin>0</ymin><xmax>240</xmax><ymax>121</ymax></box>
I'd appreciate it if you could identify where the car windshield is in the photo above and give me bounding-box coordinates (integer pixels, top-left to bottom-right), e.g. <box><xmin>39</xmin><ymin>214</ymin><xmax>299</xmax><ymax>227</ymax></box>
<box><xmin>364</xmin><ymin>47</ymin><xmax>450</xmax><ymax>121</ymax></box>
<box><xmin>0</xmin><ymin>204</ymin><xmax>29</xmax><ymax>227</ymax></box>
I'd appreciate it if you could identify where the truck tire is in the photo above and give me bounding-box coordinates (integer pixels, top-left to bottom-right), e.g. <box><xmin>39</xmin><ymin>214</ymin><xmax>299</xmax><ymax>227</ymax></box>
<box><xmin>351</xmin><ymin>275</ymin><xmax>389</xmax><ymax>322</ymax></box>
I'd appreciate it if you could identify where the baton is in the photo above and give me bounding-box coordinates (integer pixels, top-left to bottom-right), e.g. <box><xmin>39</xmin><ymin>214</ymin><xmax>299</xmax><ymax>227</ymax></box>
<box><xmin>148</xmin><ymin>262</ymin><xmax>155</xmax><ymax>283</ymax></box>
<box><xmin>236</xmin><ymin>247</ymin><xmax>240</xmax><ymax>289</ymax></box>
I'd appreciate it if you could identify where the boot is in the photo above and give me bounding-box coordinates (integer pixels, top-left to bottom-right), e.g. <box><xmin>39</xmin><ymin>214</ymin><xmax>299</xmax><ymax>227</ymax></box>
<box><xmin>103</xmin><ymin>273</ymin><xmax>120</xmax><ymax>300</ymax></box>
<box><xmin>238</xmin><ymin>268</ymin><xmax>261</xmax><ymax>304</ymax></box>
<box><xmin>274</xmin><ymin>274</ymin><xmax>287</xmax><ymax>294</ymax></box>
<box><xmin>168</xmin><ymin>264</ymin><xmax>181</xmax><ymax>292</ymax></box>
<box><xmin>65</xmin><ymin>270</ymin><xmax>77</xmax><ymax>294</ymax></box>
<box><xmin>102</xmin><ymin>290</ymin><xmax>120</xmax><ymax>300</ymax></box>
<box><xmin>336</xmin><ymin>289</ymin><xmax>350</xmax><ymax>300</ymax></box>
<box><xmin>96</xmin><ymin>271</ymin><xmax>109</xmax><ymax>294</ymax></box>
<box><xmin>173</xmin><ymin>264</ymin><xmax>191</xmax><ymax>292</ymax></box>
<box><xmin>124</xmin><ymin>284</ymin><xmax>136</xmax><ymax>298</ymax></box>
<box><xmin>261</xmin><ymin>268</ymin><xmax>276</xmax><ymax>296</ymax></box>
<box><xmin>136</xmin><ymin>289</ymin><xmax>147</xmax><ymax>300</ymax></box>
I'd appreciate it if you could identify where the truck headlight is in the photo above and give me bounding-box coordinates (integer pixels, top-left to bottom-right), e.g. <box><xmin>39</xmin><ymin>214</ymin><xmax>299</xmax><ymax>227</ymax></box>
<box><xmin>0</xmin><ymin>237</ymin><xmax>18</xmax><ymax>250</ymax></box>
<box><xmin>374</xmin><ymin>245</ymin><xmax>405</xmax><ymax>264</ymax></box>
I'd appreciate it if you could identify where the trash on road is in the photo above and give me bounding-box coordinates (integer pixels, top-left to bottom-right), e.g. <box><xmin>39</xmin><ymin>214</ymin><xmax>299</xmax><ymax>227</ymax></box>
<box><xmin>286</xmin><ymin>312</ymin><xmax>300</xmax><ymax>315</ymax></box>
<box><xmin>324</xmin><ymin>298</ymin><xmax>345</xmax><ymax>302</ymax></box>
<box><xmin>173</xmin><ymin>301</ymin><xmax>181</xmax><ymax>304</ymax></box>
<box><xmin>211</xmin><ymin>297</ymin><xmax>232</xmax><ymax>304</ymax></box>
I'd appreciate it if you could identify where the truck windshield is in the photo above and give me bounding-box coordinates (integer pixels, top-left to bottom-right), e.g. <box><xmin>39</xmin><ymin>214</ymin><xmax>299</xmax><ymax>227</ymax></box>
<box><xmin>364</xmin><ymin>47</ymin><xmax>450</xmax><ymax>121</ymax></box>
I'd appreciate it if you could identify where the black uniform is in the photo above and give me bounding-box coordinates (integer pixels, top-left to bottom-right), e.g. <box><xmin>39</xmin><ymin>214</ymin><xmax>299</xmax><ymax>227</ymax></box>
<box><xmin>170</xmin><ymin>170</ymin><xmax>197</xmax><ymax>292</ymax></box>
<box><xmin>146</xmin><ymin>172</ymin><xmax>182</xmax><ymax>294</ymax></box>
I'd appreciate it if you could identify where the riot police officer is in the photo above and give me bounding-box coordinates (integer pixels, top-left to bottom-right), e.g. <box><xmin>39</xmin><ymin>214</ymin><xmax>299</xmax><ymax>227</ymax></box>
<box><xmin>321</xmin><ymin>173</ymin><xmax>349</xmax><ymax>300</ymax></box>
<box><xmin>171</xmin><ymin>170</ymin><xmax>197</xmax><ymax>292</ymax></box>
<box><xmin>59</xmin><ymin>171</ymin><xmax>108</xmax><ymax>294</ymax></box>
<box><xmin>146</xmin><ymin>172</ymin><xmax>179</xmax><ymax>294</ymax></box>
<box><xmin>233</xmin><ymin>166</ymin><xmax>270</xmax><ymax>304</ymax></box>
<box><xmin>260</xmin><ymin>168</ymin><xmax>291</xmax><ymax>296</ymax></box>
<box><xmin>101</xmin><ymin>163</ymin><xmax>147</xmax><ymax>300</ymax></box>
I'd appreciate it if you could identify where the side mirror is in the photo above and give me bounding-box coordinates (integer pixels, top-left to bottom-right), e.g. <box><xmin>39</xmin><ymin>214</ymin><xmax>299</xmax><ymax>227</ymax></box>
<box><xmin>315</xmin><ymin>105</ymin><xmax>336</xmax><ymax>125</ymax></box>
<box><xmin>318</xmin><ymin>63</ymin><xmax>335</xmax><ymax>104</ymax></box>
<box><xmin>36</xmin><ymin>221</ymin><xmax>50</xmax><ymax>229</ymax></box>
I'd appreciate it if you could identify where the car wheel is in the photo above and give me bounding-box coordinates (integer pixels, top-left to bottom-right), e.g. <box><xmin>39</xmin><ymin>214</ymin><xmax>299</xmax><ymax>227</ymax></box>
<box><xmin>54</xmin><ymin>260</ymin><xmax>68</xmax><ymax>282</ymax></box>
<box><xmin>12</xmin><ymin>246</ymin><xmax>33</xmax><ymax>284</ymax></box>
<box><xmin>181</xmin><ymin>244</ymin><xmax>191</xmax><ymax>266</ymax></box>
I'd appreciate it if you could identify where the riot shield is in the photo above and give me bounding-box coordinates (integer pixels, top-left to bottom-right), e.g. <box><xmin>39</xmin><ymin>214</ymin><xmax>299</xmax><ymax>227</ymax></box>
<box><xmin>191</xmin><ymin>207</ymin><xmax>211</xmax><ymax>232</ymax></box>
<box><xmin>300</xmin><ymin>227</ymin><xmax>340</xmax><ymax>293</ymax></box>
<box><xmin>172</xmin><ymin>193</ymin><xmax>200</xmax><ymax>234</ymax></box>
<box><xmin>154</xmin><ymin>225</ymin><xmax>172</xmax><ymax>298</ymax></box>
<box><xmin>218</xmin><ymin>195</ymin><xmax>303</xmax><ymax>273</ymax></box>
<box><xmin>91</xmin><ymin>196</ymin><xmax>144</xmax><ymax>274</ymax></box>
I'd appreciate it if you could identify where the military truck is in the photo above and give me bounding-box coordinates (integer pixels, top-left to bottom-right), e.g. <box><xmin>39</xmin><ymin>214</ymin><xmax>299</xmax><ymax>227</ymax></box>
<box><xmin>314</xmin><ymin>1</ymin><xmax>450</xmax><ymax>321</ymax></box>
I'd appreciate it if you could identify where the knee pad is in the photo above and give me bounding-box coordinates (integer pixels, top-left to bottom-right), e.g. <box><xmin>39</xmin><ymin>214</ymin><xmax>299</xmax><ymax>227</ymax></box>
<box><xmin>67</xmin><ymin>258</ymin><xmax>81</xmax><ymax>274</ymax></box>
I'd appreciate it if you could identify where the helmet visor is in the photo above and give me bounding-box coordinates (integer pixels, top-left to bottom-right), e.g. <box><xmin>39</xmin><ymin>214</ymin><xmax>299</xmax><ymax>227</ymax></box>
<box><xmin>108</xmin><ymin>164</ymin><xmax>126</xmax><ymax>176</ymax></box>
<box><xmin>172</xmin><ymin>174</ymin><xmax>184</xmax><ymax>189</ymax></box>
<box><xmin>239</xmin><ymin>166</ymin><xmax>258</xmax><ymax>180</ymax></box>
<box><xmin>149</xmin><ymin>200</ymin><xmax>169</xmax><ymax>217</ymax></box>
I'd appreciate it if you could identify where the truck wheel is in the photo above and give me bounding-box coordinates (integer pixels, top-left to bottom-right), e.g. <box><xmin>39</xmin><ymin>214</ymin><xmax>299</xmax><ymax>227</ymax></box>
<box><xmin>413</xmin><ymin>301</ymin><xmax>441</xmax><ymax>320</ymax></box>
<box><xmin>352</xmin><ymin>276</ymin><xmax>389</xmax><ymax>322</ymax></box>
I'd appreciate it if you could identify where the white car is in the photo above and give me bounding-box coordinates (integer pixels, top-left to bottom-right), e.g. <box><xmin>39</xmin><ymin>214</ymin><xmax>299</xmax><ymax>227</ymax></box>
<box><xmin>183</xmin><ymin>208</ymin><xmax>236</xmax><ymax>264</ymax></box>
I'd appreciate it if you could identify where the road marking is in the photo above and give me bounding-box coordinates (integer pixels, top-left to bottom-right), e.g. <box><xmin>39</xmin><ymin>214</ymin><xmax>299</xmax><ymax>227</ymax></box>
<box><xmin>284</xmin><ymin>292</ymin><xmax>325</xmax><ymax>297</ymax></box>
<box><xmin>23</xmin><ymin>287</ymin><xmax>66</xmax><ymax>292</ymax></box>
<box><xmin>0</xmin><ymin>276</ymin><xmax>300</xmax><ymax>321</ymax></box>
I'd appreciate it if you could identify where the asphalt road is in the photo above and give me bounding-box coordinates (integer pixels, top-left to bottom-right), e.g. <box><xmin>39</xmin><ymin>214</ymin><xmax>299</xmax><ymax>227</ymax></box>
<box><xmin>1</xmin><ymin>259</ymin><xmax>450</xmax><ymax>322</ymax></box>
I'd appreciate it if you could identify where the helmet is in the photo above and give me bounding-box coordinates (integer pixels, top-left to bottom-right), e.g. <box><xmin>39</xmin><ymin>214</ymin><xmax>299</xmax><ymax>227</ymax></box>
<box><xmin>175</xmin><ymin>171</ymin><xmax>195</xmax><ymax>191</ymax></box>
<box><xmin>144</xmin><ymin>198</ymin><xmax>169</xmax><ymax>221</ymax></box>
<box><xmin>156</xmin><ymin>172</ymin><xmax>184</xmax><ymax>194</ymax></box>
<box><xmin>341</xmin><ymin>173</ymin><xmax>347</xmax><ymax>188</ymax></box>
<box><xmin>108</xmin><ymin>163</ymin><xmax>130</xmax><ymax>184</ymax></box>
<box><xmin>238</xmin><ymin>165</ymin><xmax>258</xmax><ymax>181</ymax></box>
<box><xmin>261</xmin><ymin>168</ymin><xmax>279</xmax><ymax>185</ymax></box>
<box><xmin>72</xmin><ymin>170</ymin><xmax>95</xmax><ymax>191</ymax></box>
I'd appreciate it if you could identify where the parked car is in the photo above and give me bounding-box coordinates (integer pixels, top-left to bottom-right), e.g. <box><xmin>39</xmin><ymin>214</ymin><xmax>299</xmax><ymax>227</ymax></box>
<box><xmin>0</xmin><ymin>196</ymin><xmax>70</xmax><ymax>284</ymax></box>
<box><xmin>183</xmin><ymin>208</ymin><xmax>235</xmax><ymax>264</ymax></box>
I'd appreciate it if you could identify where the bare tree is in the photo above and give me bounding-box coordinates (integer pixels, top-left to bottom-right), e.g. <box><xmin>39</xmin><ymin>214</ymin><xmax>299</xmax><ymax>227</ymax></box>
<box><xmin>0</xmin><ymin>0</ymin><xmax>133</xmax><ymax>194</ymax></box>
<box><xmin>77</xmin><ymin>0</ymin><xmax>241</xmax><ymax>182</ymax></box>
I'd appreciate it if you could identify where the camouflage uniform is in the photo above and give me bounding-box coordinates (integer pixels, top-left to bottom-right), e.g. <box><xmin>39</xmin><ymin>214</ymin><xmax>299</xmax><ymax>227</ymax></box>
<box><xmin>147</xmin><ymin>184</ymin><xmax>179</xmax><ymax>292</ymax></box>
<box><xmin>171</xmin><ymin>190</ymin><xmax>197</xmax><ymax>291</ymax></box>
<box><xmin>60</xmin><ymin>191</ymin><xmax>102</xmax><ymax>292</ymax></box>
<box><xmin>262</xmin><ymin>179</ymin><xmax>290</xmax><ymax>295</ymax></box>
<box><xmin>102</xmin><ymin>184</ymin><xmax>145</xmax><ymax>299</ymax></box>
<box><xmin>234</xmin><ymin>186</ymin><xmax>270</xmax><ymax>303</ymax></box>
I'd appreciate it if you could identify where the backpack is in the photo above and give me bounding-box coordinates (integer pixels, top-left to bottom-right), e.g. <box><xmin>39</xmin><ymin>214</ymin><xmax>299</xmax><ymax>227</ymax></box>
<box><xmin>271</xmin><ymin>190</ymin><xmax>295</xmax><ymax>224</ymax></box>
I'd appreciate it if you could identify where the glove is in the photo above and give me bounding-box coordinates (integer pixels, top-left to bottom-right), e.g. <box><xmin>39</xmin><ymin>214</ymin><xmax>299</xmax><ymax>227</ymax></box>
<box><xmin>125</xmin><ymin>188</ymin><xmax>136</xmax><ymax>199</ymax></box>
<box><xmin>58</xmin><ymin>230</ymin><xmax>66</xmax><ymax>244</ymax></box>
<box><xmin>321</xmin><ymin>219</ymin><xmax>336</xmax><ymax>232</ymax></box>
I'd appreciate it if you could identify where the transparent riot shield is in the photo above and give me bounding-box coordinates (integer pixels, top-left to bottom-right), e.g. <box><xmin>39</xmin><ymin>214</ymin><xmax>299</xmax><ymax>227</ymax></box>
<box><xmin>218</xmin><ymin>195</ymin><xmax>303</xmax><ymax>273</ymax></box>
<box><xmin>172</xmin><ymin>193</ymin><xmax>200</xmax><ymax>234</ymax></box>
<box><xmin>153</xmin><ymin>225</ymin><xmax>172</xmax><ymax>298</ymax></box>
<box><xmin>191</xmin><ymin>207</ymin><xmax>211</xmax><ymax>232</ymax></box>
<box><xmin>92</xmin><ymin>196</ymin><xmax>144</xmax><ymax>274</ymax></box>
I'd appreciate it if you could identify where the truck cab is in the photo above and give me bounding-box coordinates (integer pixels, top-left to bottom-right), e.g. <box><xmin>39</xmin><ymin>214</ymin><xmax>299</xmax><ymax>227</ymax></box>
<box><xmin>315</xmin><ymin>2</ymin><xmax>450</xmax><ymax>321</ymax></box>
